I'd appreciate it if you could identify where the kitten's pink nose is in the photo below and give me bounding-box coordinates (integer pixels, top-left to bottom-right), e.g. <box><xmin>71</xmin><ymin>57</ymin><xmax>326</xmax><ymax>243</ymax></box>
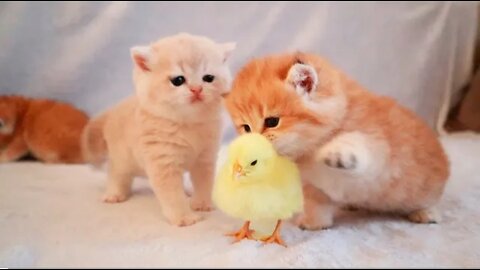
<box><xmin>189</xmin><ymin>86</ymin><xmax>203</xmax><ymax>94</ymax></box>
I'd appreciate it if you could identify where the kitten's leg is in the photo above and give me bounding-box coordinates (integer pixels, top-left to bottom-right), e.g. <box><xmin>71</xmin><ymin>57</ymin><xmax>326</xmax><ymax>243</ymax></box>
<box><xmin>407</xmin><ymin>207</ymin><xmax>440</xmax><ymax>224</ymax></box>
<box><xmin>295</xmin><ymin>184</ymin><xmax>336</xmax><ymax>230</ymax></box>
<box><xmin>147</xmin><ymin>163</ymin><xmax>202</xmax><ymax>227</ymax></box>
<box><xmin>103</xmin><ymin>160</ymin><xmax>134</xmax><ymax>203</ymax></box>
<box><xmin>0</xmin><ymin>136</ymin><xmax>28</xmax><ymax>162</ymax></box>
<box><xmin>189</xmin><ymin>151</ymin><xmax>215</xmax><ymax>212</ymax></box>
<box><xmin>316</xmin><ymin>131</ymin><xmax>387</xmax><ymax>177</ymax></box>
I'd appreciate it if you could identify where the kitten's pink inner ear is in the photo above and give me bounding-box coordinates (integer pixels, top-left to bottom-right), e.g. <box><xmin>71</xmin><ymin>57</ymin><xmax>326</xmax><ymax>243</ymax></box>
<box><xmin>299</xmin><ymin>71</ymin><xmax>314</xmax><ymax>93</ymax></box>
<box><xmin>286</xmin><ymin>63</ymin><xmax>318</xmax><ymax>94</ymax></box>
<box><xmin>131</xmin><ymin>46</ymin><xmax>152</xmax><ymax>72</ymax></box>
<box><xmin>133</xmin><ymin>54</ymin><xmax>150</xmax><ymax>72</ymax></box>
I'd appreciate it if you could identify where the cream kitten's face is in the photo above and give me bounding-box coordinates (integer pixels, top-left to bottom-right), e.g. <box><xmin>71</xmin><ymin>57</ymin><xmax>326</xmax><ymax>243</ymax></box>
<box><xmin>131</xmin><ymin>33</ymin><xmax>235</xmax><ymax>118</ymax></box>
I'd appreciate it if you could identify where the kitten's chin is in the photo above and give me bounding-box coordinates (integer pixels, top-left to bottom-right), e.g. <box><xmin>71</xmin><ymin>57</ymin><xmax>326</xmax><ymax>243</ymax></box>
<box><xmin>272</xmin><ymin>135</ymin><xmax>309</xmax><ymax>161</ymax></box>
<box><xmin>277</xmin><ymin>146</ymin><xmax>314</xmax><ymax>162</ymax></box>
<box><xmin>140</xmin><ymin>98</ymin><xmax>221</xmax><ymax>123</ymax></box>
<box><xmin>185</xmin><ymin>95</ymin><xmax>220</xmax><ymax>106</ymax></box>
<box><xmin>275</xmin><ymin>147</ymin><xmax>301</xmax><ymax>161</ymax></box>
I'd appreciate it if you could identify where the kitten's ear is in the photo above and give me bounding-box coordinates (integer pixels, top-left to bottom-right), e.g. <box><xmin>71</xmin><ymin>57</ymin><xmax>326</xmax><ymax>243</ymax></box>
<box><xmin>130</xmin><ymin>46</ymin><xmax>152</xmax><ymax>72</ymax></box>
<box><xmin>285</xmin><ymin>63</ymin><xmax>318</xmax><ymax>96</ymax></box>
<box><xmin>219</xmin><ymin>42</ymin><xmax>236</xmax><ymax>62</ymax></box>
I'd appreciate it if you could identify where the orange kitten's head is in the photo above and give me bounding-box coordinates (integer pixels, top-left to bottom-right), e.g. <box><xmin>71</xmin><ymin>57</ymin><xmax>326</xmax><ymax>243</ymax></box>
<box><xmin>130</xmin><ymin>33</ymin><xmax>235</xmax><ymax>120</ymax></box>
<box><xmin>0</xmin><ymin>96</ymin><xmax>21</xmax><ymax>134</ymax></box>
<box><xmin>0</xmin><ymin>96</ymin><xmax>24</xmax><ymax>148</ymax></box>
<box><xmin>225</xmin><ymin>53</ymin><xmax>347</xmax><ymax>160</ymax></box>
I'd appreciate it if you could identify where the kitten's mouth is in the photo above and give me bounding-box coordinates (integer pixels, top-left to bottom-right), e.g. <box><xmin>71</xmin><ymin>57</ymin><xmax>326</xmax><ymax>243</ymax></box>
<box><xmin>190</xmin><ymin>95</ymin><xmax>204</xmax><ymax>103</ymax></box>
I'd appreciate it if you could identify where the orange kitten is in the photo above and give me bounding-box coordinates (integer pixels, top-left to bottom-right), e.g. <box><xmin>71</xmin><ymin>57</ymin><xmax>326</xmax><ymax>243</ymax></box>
<box><xmin>0</xmin><ymin>95</ymin><xmax>88</xmax><ymax>163</ymax></box>
<box><xmin>225</xmin><ymin>52</ymin><xmax>449</xmax><ymax>230</ymax></box>
<box><xmin>82</xmin><ymin>33</ymin><xmax>235</xmax><ymax>226</ymax></box>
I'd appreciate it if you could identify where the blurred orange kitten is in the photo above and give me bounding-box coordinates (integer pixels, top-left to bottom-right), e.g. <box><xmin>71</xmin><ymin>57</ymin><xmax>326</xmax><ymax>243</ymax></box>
<box><xmin>0</xmin><ymin>95</ymin><xmax>88</xmax><ymax>163</ymax></box>
<box><xmin>225</xmin><ymin>53</ymin><xmax>449</xmax><ymax>230</ymax></box>
<box><xmin>82</xmin><ymin>33</ymin><xmax>235</xmax><ymax>226</ymax></box>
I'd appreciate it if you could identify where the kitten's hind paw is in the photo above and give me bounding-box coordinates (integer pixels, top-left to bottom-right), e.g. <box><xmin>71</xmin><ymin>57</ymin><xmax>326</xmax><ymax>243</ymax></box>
<box><xmin>168</xmin><ymin>212</ymin><xmax>203</xmax><ymax>227</ymax></box>
<box><xmin>102</xmin><ymin>192</ymin><xmax>129</xmax><ymax>203</ymax></box>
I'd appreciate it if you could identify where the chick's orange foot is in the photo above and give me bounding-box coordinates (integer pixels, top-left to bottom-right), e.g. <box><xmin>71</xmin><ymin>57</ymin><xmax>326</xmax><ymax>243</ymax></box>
<box><xmin>225</xmin><ymin>221</ymin><xmax>255</xmax><ymax>243</ymax></box>
<box><xmin>261</xmin><ymin>233</ymin><xmax>286</xmax><ymax>247</ymax></box>
<box><xmin>261</xmin><ymin>220</ymin><xmax>287</xmax><ymax>247</ymax></box>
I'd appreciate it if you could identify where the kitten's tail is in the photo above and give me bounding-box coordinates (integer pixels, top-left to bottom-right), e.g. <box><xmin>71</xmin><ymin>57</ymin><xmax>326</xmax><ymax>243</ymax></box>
<box><xmin>81</xmin><ymin>112</ymin><xmax>108</xmax><ymax>168</ymax></box>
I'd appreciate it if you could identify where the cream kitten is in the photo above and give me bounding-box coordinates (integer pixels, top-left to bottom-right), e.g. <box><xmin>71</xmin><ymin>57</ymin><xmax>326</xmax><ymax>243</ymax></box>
<box><xmin>82</xmin><ymin>33</ymin><xmax>235</xmax><ymax>226</ymax></box>
<box><xmin>225</xmin><ymin>53</ymin><xmax>449</xmax><ymax>230</ymax></box>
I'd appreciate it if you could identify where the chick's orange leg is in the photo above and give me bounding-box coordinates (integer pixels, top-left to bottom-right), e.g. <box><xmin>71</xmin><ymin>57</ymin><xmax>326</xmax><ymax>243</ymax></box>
<box><xmin>261</xmin><ymin>220</ymin><xmax>286</xmax><ymax>247</ymax></box>
<box><xmin>225</xmin><ymin>221</ymin><xmax>255</xmax><ymax>243</ymax></box>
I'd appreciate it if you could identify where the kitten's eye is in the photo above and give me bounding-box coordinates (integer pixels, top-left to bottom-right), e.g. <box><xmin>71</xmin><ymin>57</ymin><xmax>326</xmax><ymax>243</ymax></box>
<box><xmin>242</xmin><ymin>125</ymin><xmax>251</xmax><ymax>133</ymax></box>
<box><xmin>0</xmin><ymin>119</ymin><xmax>3</xmax><ymax>128</ymax></box>
<box><xmin>170</xmin><ymin>76</ymin><xmax>186</xmax><ymax>87</ymax></box>
<box><xmin>202</xmin><ymin>74</ymin><xmax>215</xmax><ymax>83</ymax></box>
<box><xmin>264</xmin><ymin>117</ymin><xmax>279</xmax><ymax>128</ymax></box>
<box><xmin>250</xmin><ymin>160</ymin><xmax>257</xmax><ymax>166</ymax></box>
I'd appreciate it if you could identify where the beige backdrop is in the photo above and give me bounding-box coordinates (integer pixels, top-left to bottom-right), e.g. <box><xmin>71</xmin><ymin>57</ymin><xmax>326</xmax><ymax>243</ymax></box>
<box><xmin>0</xmin><ymin>2</ymin><xmax>477</xmax><ymax>141</ymax></box>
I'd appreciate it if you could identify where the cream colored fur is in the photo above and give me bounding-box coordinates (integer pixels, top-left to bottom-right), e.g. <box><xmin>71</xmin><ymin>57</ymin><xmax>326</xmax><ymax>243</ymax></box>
<box><xmin>82</xmin><ymin>33</ymin><xmax>235</xmax><ymax>226</ymax></box>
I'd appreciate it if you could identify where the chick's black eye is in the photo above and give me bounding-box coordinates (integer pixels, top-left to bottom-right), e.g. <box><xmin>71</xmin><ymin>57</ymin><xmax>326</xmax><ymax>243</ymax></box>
<box><xmin>170</xmin><ymin>76</ymin><xmax>185</xmax><ymax>87</ymax></box>
<box><xmin>203</xmin><ymin>74</ymin><xmax>215</xmax><ymax>83</ymax></box>
<box><xmin>242</xmin><ymin>125</ymin><xmax>251</xmax><ymax>133</ymax></box>
<box><xmin>250</xmin><ymin>160</ymin><xmax>257</xmax><ymax>166</ymax></box>
<box><xmin>264</xmin><ymin>117</ymin><xmax>279</xmax><ymax>128</ymax></box>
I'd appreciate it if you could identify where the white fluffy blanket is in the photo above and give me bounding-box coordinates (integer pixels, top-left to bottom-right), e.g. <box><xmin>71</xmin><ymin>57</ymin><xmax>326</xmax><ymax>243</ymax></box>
<box><xmin>1</xmin><ymin>133</ymin><xmax>479</xmax><ymax>267</ymax></box>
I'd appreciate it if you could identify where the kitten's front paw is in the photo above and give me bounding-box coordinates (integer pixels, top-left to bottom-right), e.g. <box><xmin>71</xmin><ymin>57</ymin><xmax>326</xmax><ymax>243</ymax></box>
<box><xmin>316</xmin><ymin>132</ymin><xmax>370</xmax><ymax>173</ymax></box>
<box><xmin>294</xmin><ymin>214</ymin><xmax>333</xmax><ymax>231</ymax></box>
<box><xmin>190</xmin><ymin>197</ymin><xmax>214</xmax><ymax>212</ymax></box>
<box><xmin>407</xmin><ymin>208</ymin><xmax>440</xmax><ymax>224</ymax></box>
<box><xmin>168</xmin><ymin>211</ymin><xmax>203</xmax><ymax>227</ymax></box>
<box><xmin>102</xmin><ymin>192</ymin><xmax>129</xmax><ymax>203</ymax></box>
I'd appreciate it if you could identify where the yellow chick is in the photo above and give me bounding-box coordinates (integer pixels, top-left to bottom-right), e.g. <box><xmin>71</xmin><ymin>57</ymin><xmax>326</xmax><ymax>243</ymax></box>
<box><xmin>213</xmin><ymin>133</ymin><xmax>304</xmax><ymax>247</ymax></box>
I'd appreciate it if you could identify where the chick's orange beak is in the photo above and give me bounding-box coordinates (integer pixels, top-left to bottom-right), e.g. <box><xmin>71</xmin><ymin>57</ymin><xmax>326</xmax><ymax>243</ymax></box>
<box><xmin>233</xmin><ymin>162</ymin><xmax>242</xmax><ymax>173</ymax></box>
<box><xmin>233</xmin><ymin>161</ymin><xmax>244</xmax><ymax>179</ymax></box>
